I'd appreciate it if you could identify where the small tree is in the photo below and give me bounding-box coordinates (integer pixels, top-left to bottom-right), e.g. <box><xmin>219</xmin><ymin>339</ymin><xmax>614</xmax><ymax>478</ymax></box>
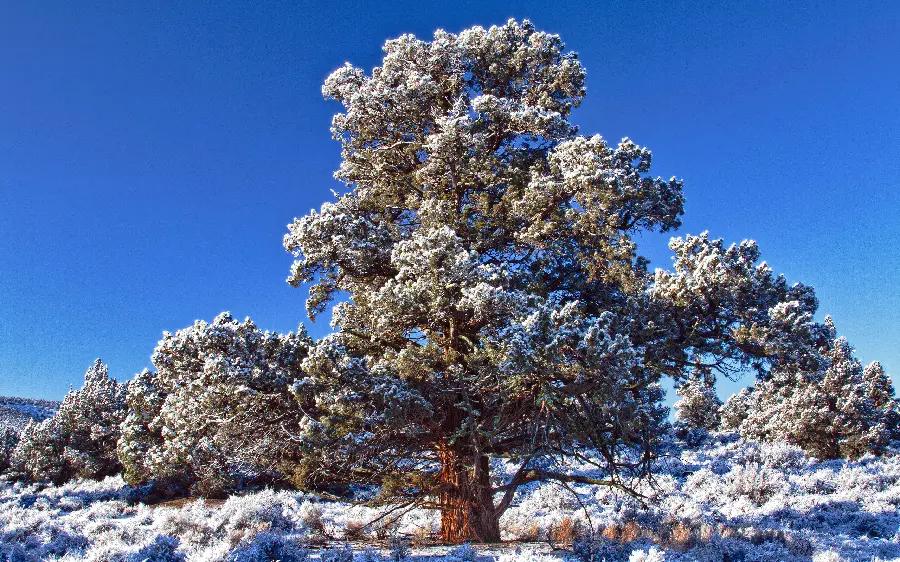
<box><xmin>118</xmin><ymin>313</ymin><xmax>311</xmax><ymax>496</ymax></box>
<box><xmin>0</xmin><ymin>427</ymin><xmax>18</xmax><ymax>472</ymax></box>
<box><xmin>283</xmin><ymin>20</ymin><xmax>823</xmax><ymax>542</ymax></box>
<box><xmin>719</xmin><ymin>387</ymin><xmax>757</xmax><ymax>431</ymax></box>
<box><xmin>11</xmin><ymin>359</ymin><xmax>126</xmax><ymax>483</ymax></box>
<box><xmin>674</xmin><ymin>377</ymin><xmax>722</xmax><ymax>431</ymax></box>
<box><xmin>741</xmin><ymin>325</ymin><xmax>897</xmax><ymax>459</ymax></box>
<box><xmin>10</xmin><ymin>418</ymin><xmax>66</xmax><ymax>482</ymax></box>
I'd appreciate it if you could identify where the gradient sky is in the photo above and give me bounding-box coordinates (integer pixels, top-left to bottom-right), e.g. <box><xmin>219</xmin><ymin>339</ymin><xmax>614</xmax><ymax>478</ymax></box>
<box><xmin>1</xmin><ymin>0</ymin><xmax>897</xmax><ymax>406</ymax></box>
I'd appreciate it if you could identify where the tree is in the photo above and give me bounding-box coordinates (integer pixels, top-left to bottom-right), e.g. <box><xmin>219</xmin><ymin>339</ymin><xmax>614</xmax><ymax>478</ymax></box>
<box><xmin>11</xmin><ymin>359</ymin><xmax>126</xmax><ymax>483</ymax></box>
<box><xmin>283</xmin><ymin>20</ymin><xmax>828</xmax><ymax>542</ymax></box>
<box><xmin>674</xmin><ymin>376</ymin><xmax>722</xmax><ymax>431</ymax></box>
<box><xmin>740</xmin><ymin>323</ymin><xmax>898</xmax><ymax>459</ymax></box>
<box><xmin>0</xmin><ymin>426</ymin><xmax>17</xmax><ymax>473</ymax></box>
<box><xmin>719</xmin><ymin>387</ymin><xmax>757</xmax><ymax>431</ymax></box>
<box><xmin>118</xmin><ymin>313</ymin><xmax>311</xmax><ymax>496</ymax></box>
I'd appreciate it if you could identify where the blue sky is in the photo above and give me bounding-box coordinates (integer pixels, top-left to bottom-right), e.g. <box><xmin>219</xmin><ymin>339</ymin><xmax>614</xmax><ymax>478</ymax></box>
<box><xmin>0</xmin><ymin>1</ymin><xmax>897</xmax><ymax>404</ymax></box>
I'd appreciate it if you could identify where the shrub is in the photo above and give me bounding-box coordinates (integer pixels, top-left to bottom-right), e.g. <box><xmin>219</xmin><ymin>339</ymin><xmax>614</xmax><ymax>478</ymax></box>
<box><xmin>226</xmin><ymin>533</ymin><xmax>310</xmax><ymax>562</ymax></box>
<box><xmin>572</xmin><ymin>532</ymin><xmax>627</xmax><ymax>562</ymax></box>
<box><xmin>444</xmin><ymin>543</ymin><xmax>478</xmax><ymax>562</ymax></box>
<box><xmin>0</xmin><ymin>426</ymin><xmax>19</xmax><ymax>472</ymax></box>
<box><xmin>129</xmin><ymin>535</ymin><xmax>185</xmax><ymax>562</ymax></box>
<box><xmin>321</xmin><ymin>543</ymin><xmax>354</xmax><ymax>562</ymax></box>
<box><xmin>628</xmin><ymin>547</ymin><xmax>665</xmax><ymax>562</ymax></box>
<box><xmin>389</xmin><ymin>535</ymin><xmax>410</xmax><ymax>561</ymax></box>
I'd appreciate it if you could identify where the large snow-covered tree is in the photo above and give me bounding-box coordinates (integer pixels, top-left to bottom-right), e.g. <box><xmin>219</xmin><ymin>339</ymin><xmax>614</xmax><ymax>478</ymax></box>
<box><xmin>118</xmin><ymin>313</ymin><xmax>311</xmax><ymax>496</ymax></box>
<box><xmin>283</xmin><ymin>20</ymin><xmax>829</xmax><ymax>542</ymax></box>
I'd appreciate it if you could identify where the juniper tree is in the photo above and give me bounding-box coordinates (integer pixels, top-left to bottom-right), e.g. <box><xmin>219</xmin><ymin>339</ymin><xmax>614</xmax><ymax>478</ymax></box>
<box><xmin>11</xmin><ymin>359</ymin><xmax>126</xmax><ymax>483</ymax></box>
<box><xmin>719</xmin><ymin>387</ymin><xmax>757</xmax><ymax>431</ymax></box>
<box><xmin>118</xmin><ymin>313</ymin><xmax>311</xmax><ymax>496</ymax></box>
<box><xmin>674</xmin><ymin>376</ymin><xmax>722</xmax><ymax>431</ymax></box>
<box><xmin>740</xmin><ymin>323</ymin><xmax>898</xmax><ymax>459</ymax></box>
<box><xmin>283</xmin><ymin>20</ymin><xmax>829</xmax><ymax>542</ymax></box>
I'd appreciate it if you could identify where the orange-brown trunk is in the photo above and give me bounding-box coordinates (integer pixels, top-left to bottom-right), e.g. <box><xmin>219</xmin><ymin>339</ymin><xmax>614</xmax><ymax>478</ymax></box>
<box><xmin>438</xmin><ymin>447</ymin><xmax>501</xmax><ymax>543</ymax></box>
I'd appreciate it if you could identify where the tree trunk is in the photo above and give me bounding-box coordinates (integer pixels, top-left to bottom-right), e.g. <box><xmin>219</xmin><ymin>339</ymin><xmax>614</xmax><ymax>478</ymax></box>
<box><xmin>437</xmin><ymin>446</ymin><xmax>501</xmax><ymax>543</ymax></box>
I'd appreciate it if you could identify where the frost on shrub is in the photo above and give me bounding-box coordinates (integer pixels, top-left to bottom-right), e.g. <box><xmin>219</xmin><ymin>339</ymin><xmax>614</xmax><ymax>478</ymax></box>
<box><xmin>628</xmin><ymin>547</ymin><xmax>665</xmax><ymax>562</ymax></box>
<box><xmin>741</xmin><ymin>326</ymin><xmax>899</xmax><ymax>460</ymax></box>
<box><xmin>128</xmin><ymin>535</ymin><xmax>186</xmax><ymax>562</ymax></box>
<box><xmin>496</xmin><ymin>549</ymin><xmax>559</xmax><ymax>562</ymax></box>
<box><xmin>572</xmin><ymin>532</ymin><xmax>627</xmax><ymax>562</ymax></box>
<box><xmin>321</xmin><ymin>543</ymin><xmax>354</xmax><ymax>562</ymax></box>
<box><xmin>117</xmin><ymin>313</ymin><xmax>312</xmax><ymax>496</ymax></box>
<box><xmin>724</xmin><ymin>462</ymin><xmax>788</xmax><ymax>506</ymax></box>
<box><xmin>388</xmin><ymin>535</ymin><xmax>410</xmax><ymax>561</ymax></box>
<box><xmin>674</xmin><ymin>376</ymin><xmax>722</xmax><ymax>431</ymax></box>
<box><xmin>226</xmin><ymin>532</ymin><xmax>309</xmax><ymax>562</ymax></box>
<box><xmin>444</xmin><ymin>543</ymin><xmax>478</xmax><ymax>562</ymax></box>
<box><xmin>11</xmin><ymin>359</ymin><xmax>126</xmax><ymax>483</ymax></box>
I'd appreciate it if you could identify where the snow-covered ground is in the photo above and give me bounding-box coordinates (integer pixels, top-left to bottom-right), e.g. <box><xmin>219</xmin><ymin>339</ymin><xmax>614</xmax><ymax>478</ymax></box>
<box><xmin>0</xmin><ymin>396</ymin><xmax>59</xmax><ymax>431</ymax></box>
<box><xmin>1</xmin><ymin>432</ymin><xmax>898</xmax><ymax>561</ymax></box>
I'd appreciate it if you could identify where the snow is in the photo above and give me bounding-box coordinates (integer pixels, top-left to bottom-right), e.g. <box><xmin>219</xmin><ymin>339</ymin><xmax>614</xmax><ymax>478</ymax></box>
<box><xmin>0</xmin><ymin>431</ymin><xmax>898</xmax><ymax>561</ymax></box>
<box><xmin>0</xmin><ymin>396</ymin><xmax>59</xmax><ymax>432</ymax></box>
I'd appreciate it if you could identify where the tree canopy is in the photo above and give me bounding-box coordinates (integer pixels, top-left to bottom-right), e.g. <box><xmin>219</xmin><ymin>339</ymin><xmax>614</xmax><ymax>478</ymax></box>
<box><xmin>282</xmin><ymin>20</ymin><xmax>825</xmax><ymax>542</ymax></box>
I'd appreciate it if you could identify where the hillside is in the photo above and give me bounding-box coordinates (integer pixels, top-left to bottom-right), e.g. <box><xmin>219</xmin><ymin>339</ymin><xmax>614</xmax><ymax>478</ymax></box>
<box><xmin>0</xmin><ymin>396</ymin><xmax>59</xmax><ymax>432</ymax></box>
<box><xmin>0</xmin><ymin>430</ymin><xmax>896</xmax><ymax>561</ymax></box>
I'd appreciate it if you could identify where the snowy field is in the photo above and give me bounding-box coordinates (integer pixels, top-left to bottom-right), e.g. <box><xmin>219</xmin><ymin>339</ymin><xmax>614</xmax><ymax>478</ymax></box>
<box><xmin>1</xmin><ymin>431</ymin><xmax>898</xmax><ymax>561</ymax></box>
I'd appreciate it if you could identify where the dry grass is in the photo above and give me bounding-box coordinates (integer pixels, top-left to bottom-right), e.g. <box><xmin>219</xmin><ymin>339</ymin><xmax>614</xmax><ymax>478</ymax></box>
<box><xmin>550</xmin><ymin>516</ymin><xmax>580</xmax><ymax>545</ymax></box>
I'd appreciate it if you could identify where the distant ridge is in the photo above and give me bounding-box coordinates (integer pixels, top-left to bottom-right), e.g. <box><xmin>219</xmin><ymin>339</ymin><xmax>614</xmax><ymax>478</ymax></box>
<box><xmin>0</xmin><ymin>396</ymin><xmax>60</xmax><ymax>432</ymax></box>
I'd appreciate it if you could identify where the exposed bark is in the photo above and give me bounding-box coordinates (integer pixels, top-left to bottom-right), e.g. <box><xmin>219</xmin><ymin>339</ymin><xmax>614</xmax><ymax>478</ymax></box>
<box><xmin>437</xmin><ymin>445</ymin><xmax>501</xmax><ymax>543</ymax></box>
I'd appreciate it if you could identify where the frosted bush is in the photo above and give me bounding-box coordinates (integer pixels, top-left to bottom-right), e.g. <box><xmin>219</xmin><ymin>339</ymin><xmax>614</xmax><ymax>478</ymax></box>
<box><xmin>12</xmin><ymin>360</ymin><xmax>126</xmax><ymax>484</ymax></box>
<box><xmin>571</xmin><ymin>533</ymin><xmax>627</xmax><ymax>562</ymax></box>
<box><xmin>812</xmin><ymin>551</ymin><xmax>843</xmax><ymax>562</ymax></box>
<box><xmin>388</xmin><ymin>535</ymin><xmax>410</xmax><ymax>561</ymax></box>
<box><xmin>118</xmin><ymin>313</ymin><xmax>312</xmax><ymax>495</ymax></box>
<box><xmin>739</xmin><ymin>440</ymin><xmax>807</xmax><ymax>471</ymax></box>
<box><xmin>628</xmin><ymin>547</ymin><xmax>665</xmax><ymax>562</ymax></box>
<box><xmin>0</xmin><ymin>426</ymin><xmax>18</xmax><ymax>472</ymax></box>
<box><xmin>154</xmin><ymin>501</ymin><xmax>216</xmax><ymax>546</ymax></box>
<box><xmin>495</xmin><ymin>549</ymin><xmax>558</xmax><ymax>562</ymax></box>
<box><xmin>226</xmin><ymin>532</ymin><xmax>309</xmax><ymax>562</ymax></box>
<box><xmin>214</xmin><ymin>490</ymin><xmax>299</xmax><ymax>537</ymax></box>
<box><xmin>444</xmin><ymin>543</ymin><xmax>478</xmax><ymax>562</ymax></box>
<box><xmin>357</xmin><ymin>547</ymin><xmax>384</xmax><ymax>562</ymax></box>
<box><xmin>682</xmin><ymin>468</ymin><xmax>722</xmax><ymax>505</ymax></box>
<box><xmin>724</xmin><ymin>462</ymin><xmax>789</xmax><ymax>506</ymax></box>
<box><xmin>741</xmin><ymin>331</ymin><xmax>898</xmax><ymax>460</ymax></box>
<box><xmin>321</xmin><ymin>543</ymin><xmax>354</xmax><ymax>562</ymax></box>
<box><xmin>127</xmin><ymin>535</ymin><xmax>185</xmax><ymax>562</ymax></box>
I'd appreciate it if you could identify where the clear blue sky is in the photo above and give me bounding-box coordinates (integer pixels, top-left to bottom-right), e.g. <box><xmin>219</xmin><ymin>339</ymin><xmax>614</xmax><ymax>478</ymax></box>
<box><xmin>1</xmin><ymin>1</ymin><xmax>897</xmax><ymax>404</ymax></box>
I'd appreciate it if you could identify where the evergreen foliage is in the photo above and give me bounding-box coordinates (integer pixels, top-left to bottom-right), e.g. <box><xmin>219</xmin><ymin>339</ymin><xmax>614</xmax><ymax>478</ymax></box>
<box><xmin>11</xmin><ymin>360</ymin><xmax>126</xmax><ymax>483</ymax></box>
<box><xmin>674</xmin><ymin>377</ymin><xmax>722</xmax><ymax>431</ymax></box>
<box><xmin>738</xmin><ymin>321</ymin><xmax>899</xmax><ymax>459</ymax></box>
<box><xmin>117</xmin><ymin>312</ymin><xmax>311</xmax><ymax>496</ymax></box>
<box><xmin>281</xmin><ymin>19</ymin><xmax>828</xmax><ymax>542</ymax></box>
